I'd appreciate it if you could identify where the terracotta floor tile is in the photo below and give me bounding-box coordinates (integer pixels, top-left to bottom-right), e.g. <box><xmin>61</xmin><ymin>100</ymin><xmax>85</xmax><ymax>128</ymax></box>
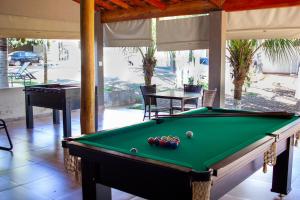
<box><xmin>0</xmin><ymin>185</ymin><xmax>50</xmax><ymax>200</ymax></box>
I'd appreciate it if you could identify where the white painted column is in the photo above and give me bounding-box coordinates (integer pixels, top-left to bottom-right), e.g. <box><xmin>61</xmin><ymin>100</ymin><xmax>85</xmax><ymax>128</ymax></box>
<box><xmin>295</xmin><ymin>67</ymin><xmax>300</xmax><ymax>99</ymax></box>
<box><xmin>94</xmin><ymin>11</ymin><xmax>105</xmax><ymax>109</ymax></box>
<box><xmin>208</xmin><ymin>11</ymin><xmax>227</xmax><ymax>107</ymax></box>
<box><xmin>0</xmin><ymin>38</ymin><xmax>8</xmax><ymax>88</ymax></box>
<box><xmin>94</xmin><ymin>14</ymin><xmax>112</xmax><ymax>199</ymax></box>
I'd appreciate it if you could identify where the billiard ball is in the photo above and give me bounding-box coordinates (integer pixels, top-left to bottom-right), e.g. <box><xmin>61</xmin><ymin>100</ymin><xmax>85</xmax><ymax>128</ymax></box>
<box><xmin>161</xmin><ymin>136</ymin><xmax>167</xmax><ymax>140</ymax></box>
<box><xmin>130</xmin><ymin>148</ymin><xmax>138</xmax><ymax>153</ymax></box>
<box><xmin>159</xmin><ymin>140</ymin><xmax>167</xmax><ymax>147</ymax></box>
<box><xmin>148</xmin><ymin>137</ymin><xmax>155</xmax><ymax>145</ymax></box>
<box><xmin>165</xmin><ymin>141</ymin><xmax>171</xmax><ymax>147</ymax></box>
<box><xmin>186</xmin><ymin>131</ymin><xmax>193</xmax><ymax>138</ymax></box>
<box><xmin>154</xmin><ymin>137</ymin><xmax>160</xmax><ymax>146</ymax></box>
<box><xmin>170</xmin><ymin>141</ymin><xmax>178</xmax><ymax>149</ymax></box>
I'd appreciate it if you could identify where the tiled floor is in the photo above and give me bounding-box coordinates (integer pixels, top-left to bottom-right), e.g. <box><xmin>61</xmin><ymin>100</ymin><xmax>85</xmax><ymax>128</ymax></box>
<box><xmin>0</xmin><ymin>107</ymin><xmax>299</xmax><ymax>200</ymax></box>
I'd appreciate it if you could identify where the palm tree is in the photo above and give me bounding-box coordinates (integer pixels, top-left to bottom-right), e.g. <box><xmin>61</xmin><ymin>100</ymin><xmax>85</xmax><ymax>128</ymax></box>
<box><xmin>138</xmin><ymin>44</ymin><xmax>157</xmax><ymax>86</ymax></box>
<box><xmin>227</xmin><ymin>39</ymin><xmax>300</xmax><ymax>108</ymax></box>
<box><xmin>169</xmin><ymin>51</ymin><xmax>176</xmax><ymax>73</ymax></box>
<box><xmin>0</xmin><ymin>38</ymin><xmax>9</xmax><ymax>88</ymax></box>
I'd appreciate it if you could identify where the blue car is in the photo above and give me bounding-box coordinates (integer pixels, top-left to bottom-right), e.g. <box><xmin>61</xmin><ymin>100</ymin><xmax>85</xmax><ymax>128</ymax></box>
<box><xmin>200</xmin><ymin>57</ymin><xmax>209</xmax><ymax>65</ymax></box>
<box><xmin>8</xmin><ymin>51</ymin><xmax>43</xmax><ymax>66</ymax></box>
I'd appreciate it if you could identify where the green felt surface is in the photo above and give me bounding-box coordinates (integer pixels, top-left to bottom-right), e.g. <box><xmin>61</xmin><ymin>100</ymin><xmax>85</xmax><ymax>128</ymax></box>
<box><xmin>75</xmin><ymin>108</ymin><xmax>299</xmax><ymax>171</ymax></box>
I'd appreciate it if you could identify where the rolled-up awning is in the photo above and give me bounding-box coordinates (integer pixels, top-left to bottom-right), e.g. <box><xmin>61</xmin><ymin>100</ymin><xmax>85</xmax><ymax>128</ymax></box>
<box><xmin>0</xmin><ymin>0</ymin><xmax>80</xmax><ymax>39</ymax></box>
<box><xmin>227</xmin><ymin>7</ymin><xmax>300</xmax><ymax>39</ymax></box>
<box><xmin>104</xmin><ymin>19</ymin><xmax>152</xmax><ymax>47</ymax></box>
<box><xmin>156</xmin><ymin>15</ymin><xmax>209</xmax><ymax>51</ymax></box>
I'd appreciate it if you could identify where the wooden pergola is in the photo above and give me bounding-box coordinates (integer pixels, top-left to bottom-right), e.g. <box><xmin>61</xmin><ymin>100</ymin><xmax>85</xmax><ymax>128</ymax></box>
<box><xmin>77</xmin><ymin>0</ymin><xmax>300</xmax><ymax>134</ymax></box>
<box><xmin>75</xmin><ymin>0</ymin><xmax>300</xmax><ymax>23</ymax></box>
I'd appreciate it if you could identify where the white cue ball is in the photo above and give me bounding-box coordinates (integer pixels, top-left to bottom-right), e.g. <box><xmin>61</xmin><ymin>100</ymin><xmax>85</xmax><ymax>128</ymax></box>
<box><xmin>186</xmin><ymin>131</ymin><xmax>193</xmax><ymax>138</ymax></box>
<box><xmin>130</xmin><ymin>148</ymin><xmax>138</xmax><ymax>153</ymax></box>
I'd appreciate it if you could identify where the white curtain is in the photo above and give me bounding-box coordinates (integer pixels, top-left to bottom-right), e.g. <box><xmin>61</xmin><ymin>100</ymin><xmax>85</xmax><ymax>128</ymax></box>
<box><xmin>104</xmin><ymin>19</ymin><xmax>152</xmax><ymax>47</ymax></box>
<box><xmin>0</xmin><ymin>0</ymin><xmax>80</xmax><ymax>39</ymax></box>
<box><xmin>0</xmin><ymin>14</ymin><xmax>79</xmax><ymax>39</ymax></box>
<box><xmin>227</xmin><ymin>7</ymin><xmax>300</xmax><ymax>39</ymax></box>
<box><xmin>156</xmin><ymin>16</ymin><xmax>209</xmax><ymax>51</ymax></box>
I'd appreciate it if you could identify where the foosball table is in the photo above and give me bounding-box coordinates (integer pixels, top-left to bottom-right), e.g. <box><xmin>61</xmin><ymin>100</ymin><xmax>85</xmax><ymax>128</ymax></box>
<box><xmin>24</xmin><ymin>84</ymin><xmax>98</xmax><ymax>137</ymax></box>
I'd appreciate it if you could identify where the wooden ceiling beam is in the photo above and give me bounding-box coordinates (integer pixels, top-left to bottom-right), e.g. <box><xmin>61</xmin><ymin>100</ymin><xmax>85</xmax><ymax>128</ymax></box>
<box><xmin>95</xmin><ymin>0</ymin><xmax>115</xmax><ymax>10</ymax></box>
<box><xmin>109</xmin><ymin>0</ymin><xmax>130</xmax><ymax>9</ymax></box>
<box><xmin>209</xmin><ymin>0</ymin><xmax>226</xmax><ymax>8</ymax></box>
<box><xmin>130</xmin><ymin>0</ymin><xmax>145</xmax><ymax>7</ymax></box>
<box><xmin>101</xmin><ymin>0</ymin><xmax>219</xmax><ymax>23</ymax></box>
<box><xmin>223</xmin><ymin>0</ymin><xmax>300</xmax><ymax>11</ymax></box>
<box><xmin>145</xmin><ymin>0</ymin><xmax>167</xmax><ymax>10</ymax></box>
<box><xmin>73</xmin><ymin>0</ymin><xmax>104</xmax><ymax>11</ymax></box>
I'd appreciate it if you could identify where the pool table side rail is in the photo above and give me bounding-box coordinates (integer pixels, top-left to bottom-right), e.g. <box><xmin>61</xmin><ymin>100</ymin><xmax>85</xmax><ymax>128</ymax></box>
<box><xmin>64</xmin><ymin>116</ymin><xmax>300</xmax><ymax>182</ymax></box>
<box><xmin>267</xmin><ymin>118</ymin><xmax>300</xmax><ymax>140</ymax></box>
<box><xmin>67</xmin><ymin>140</ymin><xmax>212</xmax><ymax>181</ymax></box>
<box><xmin>210</xmin><ymin>136</ymin><xmax>274</xmax><ymax>177</ymax></box>
<box><xmin>210</xmin><ymin>118</ymin><xmax>300</xmax><ymax>177</ymax></box>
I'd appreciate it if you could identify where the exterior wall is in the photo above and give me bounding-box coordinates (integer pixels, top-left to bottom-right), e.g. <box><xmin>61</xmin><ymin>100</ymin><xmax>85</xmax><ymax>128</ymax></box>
<box><xmin>257</xmin><ymin>51</ymin><xmax>299</xmax><ymax>74</ymax></box>
<box><xmin>104</xmin><ymin>90</ymin><xmax>141</xmax><ymax>107</ymax></box>
<box><xmin>0</xmin><ymin>87</ymin><xmax>51</xmax><ymax>121</ymax></box>
<box><xmin>0</xmin><ymin>87</ymin><xmax>141</xmax><ymax>121</ymax></box>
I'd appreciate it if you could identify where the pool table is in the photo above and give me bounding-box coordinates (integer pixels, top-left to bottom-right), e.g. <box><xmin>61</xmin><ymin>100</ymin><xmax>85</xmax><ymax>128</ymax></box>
<box><xmin>64</xmin><ymin>107</ymin><xmax>300</xmax><ymax>200</ymax></box>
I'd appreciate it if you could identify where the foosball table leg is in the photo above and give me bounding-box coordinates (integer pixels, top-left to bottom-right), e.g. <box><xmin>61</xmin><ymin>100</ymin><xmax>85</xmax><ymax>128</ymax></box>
<box><xmin>63</xmin><ymin>102</ymin><xmax>72</xmax><ymax>138</ymax></box>
<box><xmin>53</xmin><ymin>109</ymin><xmax>60</xmax><ymax>124</ymax></box>
<box><xmin>25</xmin><ymin>94</ymin><xmax>34</xmax><ymax>129</ymax></box>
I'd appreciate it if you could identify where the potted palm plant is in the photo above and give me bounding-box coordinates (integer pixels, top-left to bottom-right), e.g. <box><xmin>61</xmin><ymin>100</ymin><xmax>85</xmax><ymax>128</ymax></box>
<box><xmin>227</xmin><ymin>39</ymin><xmax>300</xmax><ymax>108</ymax></box>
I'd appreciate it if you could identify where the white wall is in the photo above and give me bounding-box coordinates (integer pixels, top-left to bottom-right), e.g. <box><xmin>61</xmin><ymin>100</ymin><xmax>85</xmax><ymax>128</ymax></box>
<box><xmin>0</xmin><ymin>87</ymin><xmax>51</xmax><ymax>120</ymax></box>
<box><xmin>258</xmin><ymin>51</ymin><xmax>300</xmax><ymax>74</ymax></box>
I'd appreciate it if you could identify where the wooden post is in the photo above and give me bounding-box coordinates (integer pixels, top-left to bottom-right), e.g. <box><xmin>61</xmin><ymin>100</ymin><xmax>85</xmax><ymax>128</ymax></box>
<box><xmin>209</xmin><ymin>11</ymin><xmax>227</xmax><ymax>107</ymax></box>
<box><xmin>80</xmin><ymin>0</ymin><xmax>95</xmax><ymax>134</ymax></box>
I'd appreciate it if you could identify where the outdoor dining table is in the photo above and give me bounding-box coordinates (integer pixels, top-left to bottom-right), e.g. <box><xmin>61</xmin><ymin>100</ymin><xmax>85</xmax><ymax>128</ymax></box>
<box><xmin>145</xmin><ymin>90</ymin><xmax>201</xmax><ymax>117</ymax></box>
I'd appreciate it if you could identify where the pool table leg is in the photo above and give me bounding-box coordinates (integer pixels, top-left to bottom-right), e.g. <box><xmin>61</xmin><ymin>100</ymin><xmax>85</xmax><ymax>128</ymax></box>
<box><xmin>271</xmin><ymin>136</ymin><xmax>294</xmax><ymax>195</ymax></box>
<box><xmin>81</xmin><ymin>159</ymin><xmax>112</xmax><ymax>200</ymax></box>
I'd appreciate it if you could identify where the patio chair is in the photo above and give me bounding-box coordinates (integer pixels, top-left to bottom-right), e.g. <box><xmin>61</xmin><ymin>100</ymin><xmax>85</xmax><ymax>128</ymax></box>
<box><xmin>202</xmin><ymin>88</ymin><xmax>217</xmax><ymax>107</ymax></box>
<box><xmin>8</xmin><ymin>62</ymin><xmax>36</xmax><ymax>86</ymax></box>
<box><xmin>140</xmin><ymin>85</ymin><xmax>171</xmax><ymax>120</ymax></box>
<box><xmin>0</xmin><ymin>119</ymin><xmax>13</xmax><ymax>151</ymax></box>
<box><xmin>172</xmin><ymin>84</ymin><xmax>203</xmax><ymax>112</ymax></box>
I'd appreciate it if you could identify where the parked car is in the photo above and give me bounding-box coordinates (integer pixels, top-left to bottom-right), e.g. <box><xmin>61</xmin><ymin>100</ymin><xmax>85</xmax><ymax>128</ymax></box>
<box><xmin>200</xmin><ymin>57</ymin><xmax>208</xmax><ymax>65</ymax></box>
<box><xmin>8</xmin><ymin>51</ymin><xmax>43</xmax><ymax>66</ymax></box>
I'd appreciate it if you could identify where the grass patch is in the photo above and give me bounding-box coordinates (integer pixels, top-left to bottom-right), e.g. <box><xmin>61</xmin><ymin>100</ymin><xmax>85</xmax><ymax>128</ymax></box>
<box><xmin>9</xmin><ymin>79</ymin><xmax>40</xmax><ymax>86</ymax></box>
<box><xmin>246</xmin><ymin>92</ymin><xmax>258</xmax><ymax>97</ymax></box>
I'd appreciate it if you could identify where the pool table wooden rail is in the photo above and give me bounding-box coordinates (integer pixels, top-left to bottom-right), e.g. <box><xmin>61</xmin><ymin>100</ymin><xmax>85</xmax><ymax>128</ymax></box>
<box><xmin>211</xmin><ymin>117</ymin><xmax>300</xmax><ymax>176</ymax></box>
<box><xmin>62</xmin><ymin>116</ymin><xmax>300</xmax><ymax>200</ymax></box>
<box><xmin>66</xmin><ymin>140</ymin><xmax>212</xmax><ymax>200</ymax></box>
<box><xmin>211</xmin><ymin>118</ymin><xmax>300</xmax><ymax>199</ymax></box>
